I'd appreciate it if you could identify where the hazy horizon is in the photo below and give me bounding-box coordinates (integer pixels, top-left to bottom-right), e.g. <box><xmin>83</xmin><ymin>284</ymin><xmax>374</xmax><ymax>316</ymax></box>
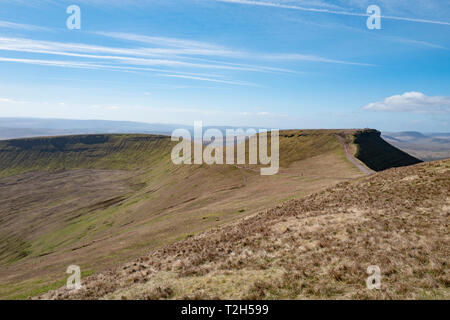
<box><xmin>1</xmin><ymin>116</ymin><xmax>450</xmax><ymax>134</ymax></box>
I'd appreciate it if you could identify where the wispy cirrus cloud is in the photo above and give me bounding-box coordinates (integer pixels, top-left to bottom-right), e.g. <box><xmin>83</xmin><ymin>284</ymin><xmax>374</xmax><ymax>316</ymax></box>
<box><xmin>96</xmin><ymin>31</ymin><xmax>371</xmax><ymax>66</ymax></box>
<box><xmin>218</xmin><ymin>0</ymin><xmax>450</xmax><ymax>26</ymax></box>
<box><xmin>0</xmin><ymin>56</ymin><xmax>108</xmax><ymax>70</ymax></box>
<box><xmin>0</xmin><ymin>19</ymin><xmax>52</xmax><ymax>31</ymax></box>
<box><xmin>362</xmin><ymin>92</ymin><xmax>450</xmax><ymax>114</ymax></box>
<box><xmin>0</xmin><ymin>55</ymin><xmax>222</xmax><ymax>78</ymax></box>
<box><xmin>0</xmin><ymin>56</ymin><xmax>261</xmax><ymax>87</ymax></box>
<box><xmin>385</xmin><ymin>36</ymin><xmax>448</xmax><ymax>50</ymax></box>
<box><xmin>95</xmin><ymin>31</ymin><xmax>235</xmax><ymax>51</ymax></box>
<box><xmin>160</xmin><ymin>74</ymin><xmax>259</xmax><ymax>87</ymax></box>
<box><xmin>0</xmin><ymin>36</ymin><xmax>291</xmax><ymax>73</ymax></box>
<box><xmin>0</xmin><ymin>35</ymin><xmax>372</xmax><ymax>74</ymax></box>
<box><xmin>259</xmin><ymin>53</ymin><xmax>375</xmax><ymax>66</ymax></box>
<box><xmin>0</xmin><ymin>17</ymin><xmax>373</xmax><ymax>89</ymax></box>
<box><xmin>0</xmin><ymin>36</ymin><xmax>235</xmax><ymax>59</ymax></box>
<box><xmin>285</xmin><ymin>16</ymin><xmax>448</xmax><ymax>51</ymax></box>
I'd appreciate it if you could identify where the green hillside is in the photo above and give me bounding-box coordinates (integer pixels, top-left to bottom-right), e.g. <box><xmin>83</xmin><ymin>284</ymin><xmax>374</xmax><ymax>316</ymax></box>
<box><xmin>0</xmin><ymin>134</ymin><xmax>173</xmax><ymax>178</ymax></box>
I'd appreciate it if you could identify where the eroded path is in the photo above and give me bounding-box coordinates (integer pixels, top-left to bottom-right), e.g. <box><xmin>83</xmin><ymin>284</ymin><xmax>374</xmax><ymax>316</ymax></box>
<box><xmin>336</xmin><ymin>135</ymin><xmax>374</xmax><ymax>175</ymax></box>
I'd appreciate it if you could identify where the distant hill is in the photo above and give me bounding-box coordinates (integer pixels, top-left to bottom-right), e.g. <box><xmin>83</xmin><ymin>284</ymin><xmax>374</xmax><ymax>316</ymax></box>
<box><xmin>389</xmin><ymin>131</ymin><xmax>427</xmax><ymax>139</ymax></box>
<box><xmin>0</xmin><ymin>117</ymin><xmax>265</xmax><ymax>141</ymax></box>
<box><xmin>382</xmin><ymin>131</ymin><xmax>450</xmax><ymax>161</ymax></box>
<box><xmin>0</xmin><ymin>117</ymin><xmax>188</xmax><ymax>140</ymax></box>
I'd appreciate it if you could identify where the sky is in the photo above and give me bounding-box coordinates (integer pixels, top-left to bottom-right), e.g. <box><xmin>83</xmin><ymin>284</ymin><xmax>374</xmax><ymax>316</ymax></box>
<box><xmin>0</xmin><ymin>0</ymin><xmax>449</xmax><ymax>131</ymax></box>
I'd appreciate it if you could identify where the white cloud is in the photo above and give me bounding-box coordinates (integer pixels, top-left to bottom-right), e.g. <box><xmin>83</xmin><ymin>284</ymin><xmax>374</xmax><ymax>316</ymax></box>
<box><xmin>105</xmin><ymin>105</ymin><xmax>120</xmax><ymax>110</ymax></box>
<box><xmin>160</xmin><ymin>74</ymin><xmax>259</xmax><ymax>87</ymax></box>
<box><xmin>0</xmin><ymin>35</ymin><xmax>371</xmax><ymax>73</ymax></box>
<box><xmin>101</xmin><ymin>31</ymin><xmax>371</xmax><ymax>66</ymax></box>
<box><xmin>218</xmin><ymin>0</ymin><xmax>450</xmax><ymax>26</ymax></box>
<box><xmin>240</xmin><ymin>110</ymin><xmax>287</xmax><ymax>117</ymax></box>
<box><xmin>0</xmin><ymin>56</ymin><xmax>259</xmax><ymax>86</ymax></box>
<box><xmin>0</xmin><ymin>30</ymin><xmax>372</xmax><ymax>90</ymax></box>
<box><xmin>0</xmin><ymin>97</ymin><xmax>28</xmax><ymax>104</ymax></box>
<box><xmin>0</xmin><ymin>56</ymin><xmax>106</xmax><ymax>70</ymax></box>
<box><xmin>386</xmin><ymin>36</ymin><xmax>448</xmax><ymax>50</ymax></box>
<box><xmin>0</xmin><ymin>36</ymin><xmax>294</xmax><ymax>74</ymax></box>
<box><xmin>260</xmin><ymin>53</ymin><xmax>374</xmax><ymax>66</ymax></box>
<box><xmin>0</xmin><ymin>20</ymin><xmax>51</xmax><ymax>31</ymax></box>
<box><xmin>362</xmin><ymin>92</ymin><xmax>450</xmax><ymax>114</ymax></box>
<box><xmin>95</xmin><ymin>31</ymin><xmax>234</xmax><ymax>52</ymax></box>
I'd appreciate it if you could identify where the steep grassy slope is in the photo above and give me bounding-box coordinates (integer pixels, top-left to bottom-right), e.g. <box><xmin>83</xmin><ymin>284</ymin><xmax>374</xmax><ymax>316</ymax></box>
<box><xmin>0</xmin><ymin>134</ymin><xmax>172</xmax><ymax>178</ymax></box>
<box><xmin>38</xmin><ymin>159</ymin><xmax>449</xmax><ymax>300</ymax></box>
<box><xmin>353</xmin><ymin>130</ymin><xmax>422</xmax><ymax>171</ymax></box>
<box><xmin>0</xmin><ymin>129</ymin><xmax>423</xmax><ymax>299</ymax></box>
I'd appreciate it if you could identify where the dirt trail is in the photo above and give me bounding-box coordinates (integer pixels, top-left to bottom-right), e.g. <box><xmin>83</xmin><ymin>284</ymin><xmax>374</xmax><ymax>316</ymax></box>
<box><xmin>336</xmin><ymin>135</ymin><xmax>374</xmax><ymax>175</ymax></box>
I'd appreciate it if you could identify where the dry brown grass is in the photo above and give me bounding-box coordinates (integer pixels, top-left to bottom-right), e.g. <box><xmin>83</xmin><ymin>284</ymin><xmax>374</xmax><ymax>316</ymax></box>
<box><xmin>37</xmin><ymin>159</ymin><xmax>450</xmax><ymax>300</ymax></box>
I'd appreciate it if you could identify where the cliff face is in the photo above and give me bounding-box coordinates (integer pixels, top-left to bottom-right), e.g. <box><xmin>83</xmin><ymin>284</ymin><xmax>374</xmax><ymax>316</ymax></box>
<box><xmin>353</xmin><ymin>129</ymin><xmax>422</xmax><ymax>171</ymax></box>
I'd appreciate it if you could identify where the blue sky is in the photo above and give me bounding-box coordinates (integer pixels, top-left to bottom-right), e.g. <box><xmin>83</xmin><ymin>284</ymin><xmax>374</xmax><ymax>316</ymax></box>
<box><xmin>0</xmin><ymin>0</ymin><xmax>449</xmax><ymax>131</ymax></box>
